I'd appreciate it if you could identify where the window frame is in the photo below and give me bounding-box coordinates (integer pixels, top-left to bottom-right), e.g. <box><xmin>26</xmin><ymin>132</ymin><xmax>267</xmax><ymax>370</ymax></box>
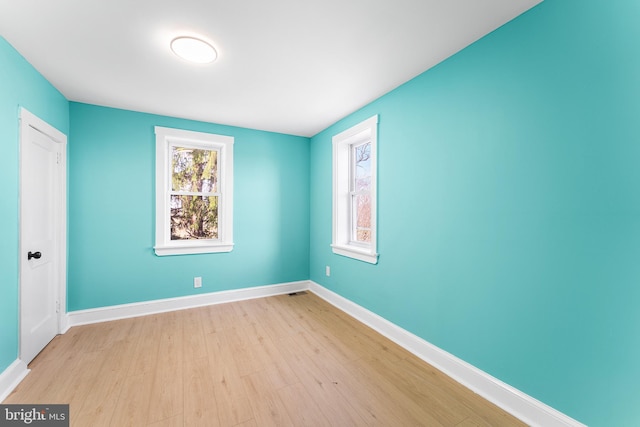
<box><xmin>332</xmin><ymin>115</ymin><xmax>378</xmax><ymax>264</ymax></box>
<box><xmin>154</xmin><ymin>126</ymin><xmax>234</xmax><ymax>256</ymax></box>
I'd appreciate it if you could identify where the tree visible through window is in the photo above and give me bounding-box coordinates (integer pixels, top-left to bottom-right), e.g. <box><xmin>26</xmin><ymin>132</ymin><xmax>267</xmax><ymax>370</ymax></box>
<box><xmin>352</xmin><ymin>141</ymin><xmax>371</xmax><ymax>243</ymax></box>
<box><xmin>170</xmin><ymin>146</ymin><xmax>219</xmax><ymax>240</ymax></box>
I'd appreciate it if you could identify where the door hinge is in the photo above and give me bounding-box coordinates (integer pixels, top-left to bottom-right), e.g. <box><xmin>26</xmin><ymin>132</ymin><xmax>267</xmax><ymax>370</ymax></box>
<box><xmin>56</xmin><ymin>152</ymin><xmax>61</xmax><ymax>164</ymax></box>
<box><xmin>56</xmin><ymin>300</ymin><xmax>60</xmax><ymax>314</ymax></box>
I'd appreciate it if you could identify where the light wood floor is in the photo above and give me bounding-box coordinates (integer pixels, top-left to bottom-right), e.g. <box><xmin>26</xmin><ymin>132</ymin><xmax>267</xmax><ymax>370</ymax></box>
<box><xmin>5</xmin><ymin>291</ymin><xmax>525</xmax><ymax>426</ymax></box>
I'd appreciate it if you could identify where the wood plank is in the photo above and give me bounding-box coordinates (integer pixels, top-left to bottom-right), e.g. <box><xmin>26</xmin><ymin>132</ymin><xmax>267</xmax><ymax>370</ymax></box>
<box><xmin>233</xmin><ymin>419</ymin><xmax>258</xmax><ymax>427</ymax></box>
<box><xmin>276</xmin><ymin>335</ymin><xmax>368</xmax><ymax>426</ymax></box>
<box><xmin>182</xmin><ymin>308</ymin><xmax>208</xmax><ymax>360</ymax></box>
<box><xmin>276</xmin><ymin>382</ymin><xmax>332</xmax><ymax>426</ymax></box>
<box><xmin>110</xmin><ymin>372</ymin><xmax>154</xmax><ymax>427</ymax></box>
<box><xmin>73</xmin><ymin>352</ymin><xmax>127</xmax><ymax>426</ymax></box>
<box><xmin>201</xmin><ymin>302</ymin><xmax>249</xmax><ymax>334</ymax></box>
<box><xmin>205</xmin><ymin>331</ymin><xmax>253</xmax><ymax>426</ymax></box>
<box><xmin>183</xmin><ymin>357</ymin><xmax>220</xmax><ymax>427</ymax></box>
<box><xmin>147</xmin><ymin>414</ymin><xmax>184</xmax><ymax>427</ymax></box>
<box><xmin>241</xmin><ymin>371</ymin><xmax>295</xmax><ymax>427</ymax></box>
<box><xmin>146</xmin><ymin>312</ymin><xmax>184</xmax><ymax>424</ymax></box>
<box><xmin>128</xmin><ymin>314</ymin><xmax>162</xmax><ymax>375</ymax></box>
<box><xmin>282</xmin><ymin>330</ymin><xmax>405</xmax><ymax>425</ymax></box>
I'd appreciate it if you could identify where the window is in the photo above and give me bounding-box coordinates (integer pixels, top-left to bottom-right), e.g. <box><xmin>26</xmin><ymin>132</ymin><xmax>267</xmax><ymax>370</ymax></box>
<box><xmin>155</xmin><ymin>127</ymin><xmax>233</xmax><ymax>256</ymax></box>
<box><xmin>332</xmin><ymin>115</ymin><xmax>378</xmax><ymax>264</ymax></box>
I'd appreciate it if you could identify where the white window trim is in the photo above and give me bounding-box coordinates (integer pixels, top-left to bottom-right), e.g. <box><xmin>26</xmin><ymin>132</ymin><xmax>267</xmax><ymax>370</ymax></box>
<box><xmin>154</xmin><ymin>126</ymin><xmax>234</xmax><ymax>256</ymax></box>
<box><xmin>332</xmin><ymin>115</ymin><xmax>378</xmax><ymax>264</ymax></box>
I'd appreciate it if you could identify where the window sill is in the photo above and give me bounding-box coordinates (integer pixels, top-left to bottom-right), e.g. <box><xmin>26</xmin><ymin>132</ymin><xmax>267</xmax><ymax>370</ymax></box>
<box><xmin>154</xmin><ymin>242</ymin><xmax>234</xmax><ymax>256</ymax></box>
<box><xmin>331</xmin><ymin>244</ymin><xmax>378</xmax><ymax>264</ymax></box>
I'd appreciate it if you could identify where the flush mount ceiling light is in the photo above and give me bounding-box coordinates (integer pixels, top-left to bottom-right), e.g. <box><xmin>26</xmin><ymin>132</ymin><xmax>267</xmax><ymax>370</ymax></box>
<box><xmin>170</xmin><ymin>36</ymin><xmax>217</xmax><ymax>64</ymax></box>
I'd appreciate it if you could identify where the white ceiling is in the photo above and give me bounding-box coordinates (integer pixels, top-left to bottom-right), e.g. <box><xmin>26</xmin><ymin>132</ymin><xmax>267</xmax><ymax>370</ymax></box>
<box><xmin>0</xmin><ymin>0</ymin><xmax>541</xmax><ymax>137</ymax></box>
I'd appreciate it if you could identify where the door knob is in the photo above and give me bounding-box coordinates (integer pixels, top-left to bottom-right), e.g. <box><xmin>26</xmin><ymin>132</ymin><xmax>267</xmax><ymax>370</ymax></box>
<box><xmin>28</xmin><ymin>251</ymin><xmax>42</xmax><ymax>260</ymax></box>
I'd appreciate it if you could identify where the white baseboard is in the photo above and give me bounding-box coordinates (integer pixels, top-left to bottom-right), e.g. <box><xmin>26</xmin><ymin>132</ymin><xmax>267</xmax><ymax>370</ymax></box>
<box><xmin>308</xmin><ymin>281</ymin><xmax>586</xmax><ymax>427</ymax></box>
<box><xmin>66</xmin><ymin>280</ymin><xmax>310</xmax><ymax>328</ymax></box>
<box><xmin>0</xmin><ymin>359</ymin><xmax>29</xmax><ymax>403</ymax></box>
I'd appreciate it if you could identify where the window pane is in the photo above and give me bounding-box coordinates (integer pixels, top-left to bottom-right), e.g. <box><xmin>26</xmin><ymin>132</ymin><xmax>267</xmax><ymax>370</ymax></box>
<box><xmin>170</xmin><ymin>195</ymin><xmax>218</xmax><ymax>240</ymax></box>
<box><xmin>172</xmin><ymin>146</ymin><xmax>218</xmax><ymax>193</ymax></box>
<box><xmin>352</xmin><ymin>193</ymin><xmax>371</xmax><ymax>243</ymax></box>
<box><xmin>353</xmin><ymin>142</ymin><xmax>371</xmax><ymax>192</ymax></box>
<box><xmin>356</xmin><ymin>228</ymin><xmax>371</xmax><ymax>242</ymax></box>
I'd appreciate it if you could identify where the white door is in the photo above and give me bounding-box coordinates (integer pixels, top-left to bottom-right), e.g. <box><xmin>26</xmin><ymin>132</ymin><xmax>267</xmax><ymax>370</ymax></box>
<box><xmin>20</xmin><ymin>109</ymin><xmax>67</xmax><ymax>364</ymax></box>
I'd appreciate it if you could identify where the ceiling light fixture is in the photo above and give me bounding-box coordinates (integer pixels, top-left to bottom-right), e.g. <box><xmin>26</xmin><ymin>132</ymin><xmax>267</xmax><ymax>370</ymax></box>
<box><xmin>170</xmin><ymin>36</ymin><xmax>217</xmax><ymax>64</ymax></box>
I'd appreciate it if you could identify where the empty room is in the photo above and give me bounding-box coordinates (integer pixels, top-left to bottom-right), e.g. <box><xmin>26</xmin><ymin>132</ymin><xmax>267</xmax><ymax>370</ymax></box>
<box><xmin>0</xmin><ymin>1</ymin><xmax>637</xmax><ymax>426</ymax></box>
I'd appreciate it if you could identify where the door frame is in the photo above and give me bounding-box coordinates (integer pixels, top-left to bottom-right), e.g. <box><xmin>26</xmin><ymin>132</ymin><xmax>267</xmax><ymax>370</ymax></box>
<box><xmin>19</xmin><ymin>107</ymin><xmax>67</xmax><ymax>361</ymax></box>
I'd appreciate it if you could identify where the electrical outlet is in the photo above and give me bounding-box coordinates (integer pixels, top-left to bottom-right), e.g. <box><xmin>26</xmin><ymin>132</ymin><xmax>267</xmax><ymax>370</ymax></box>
<box><xmin>325</xmin><ymin>266</ymin><xmax>331</xmax><ymax>277</ymax></box>
<box><xmin>194</xmin><ymin>277</ymin><xmax>202</xmax><ymax>288</ymax></box>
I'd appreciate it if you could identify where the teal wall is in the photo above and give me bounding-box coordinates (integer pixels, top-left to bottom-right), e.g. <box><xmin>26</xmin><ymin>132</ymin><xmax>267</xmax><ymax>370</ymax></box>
<box><xmin>310</xmin><ymin>1</ymin><xmax>640</xmax><ymax>426</ymax></box>
<box><xmin>68</xmin><ymin>103</ymin><xmax>309</xmax><ymax>310</ymax></box>
<box><xmin>0</xmin><ymin>37</ymin><xmax>69</xmax><ymax>373</ymax></box>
